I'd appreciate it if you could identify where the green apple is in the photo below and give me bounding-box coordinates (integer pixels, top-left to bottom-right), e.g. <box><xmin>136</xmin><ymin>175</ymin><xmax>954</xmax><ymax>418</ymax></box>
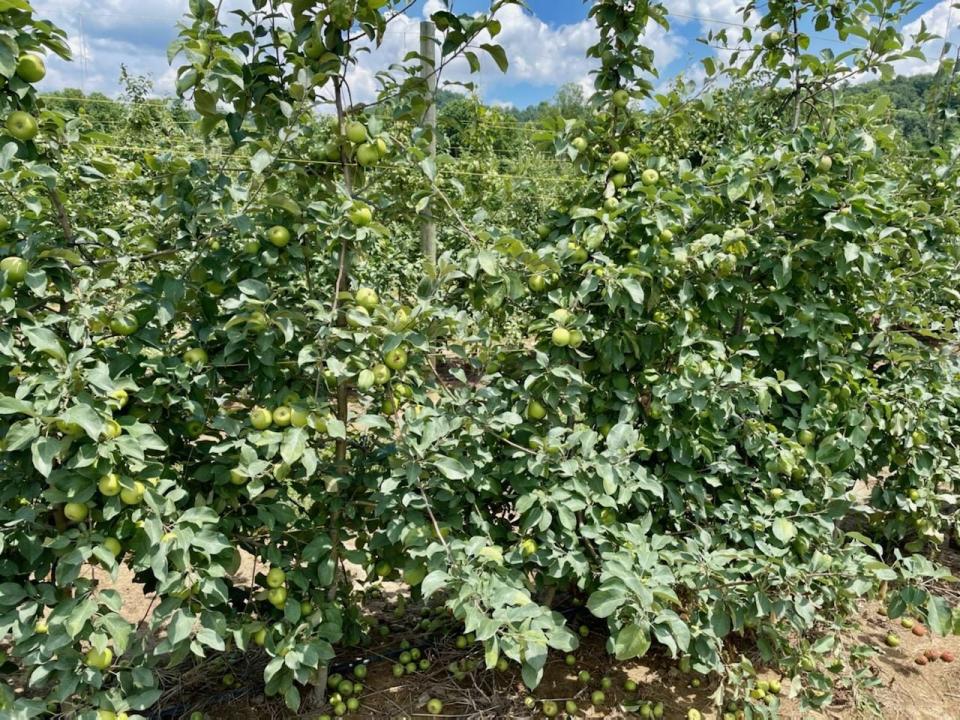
<box><xmin>109</xmin><ymin>313</ymin><xmax>139</xmax><ymax>336</ymax></box>
<box><xmin>17</xmin><ymin>53</ymin><xmax>47</xmax><ymax>83</ymax></box>
<box><xmin>571</xmin><ymin>136</ymin><xmax>587</xmax><ymax>152</ymax></box>
<box><xmin>242</xmin><ymin>239</ymin><xmax>260</xmax><ymax>255</ymax></box>
<box><xmin>267</xmin><ymin>225</ymin><xmax>290</xmax><ymax>247</ymax></box>
<box><xmin>384</xmin><ymin>347</ymin><xmax>408</xmax><ymax>370</ymax></box>
<box><xmin>641</xmin><ymin>168</ymin><xmax>659</xmax><ymax>185</ymax></box>
<box><xmin>120</xmin><ymin>481</ymin><xmax>145</xmax><ymax>506</ymax></box>
<box><xmin>612</xmin><ymin>89</ymin><xmax>630</xmax><ymax>107</ymax></box>
<box><xmin>103</xmin><ymin>420</ymin><xmax>122</xmax><ymax>439</ymax></box>
<box><xmin>279</xmin><ymin>404</ymin><xmax>306</xmax><ymax>429</ymax></box>
<box><xmin>0</xmin><ymin>214</ymin><xmax>9</xmax><ymax>232</ymax></box>
<box><xmin>266</xmin><ymin>567</ymin><xmax>286</xmax><ymax>588</ymax></box>
<box><xmin>527</xmin><ymin>400</ymin><xmax>547</xmax><ymax>420</ymax></box>
<box><xmin>426</xmin><ymin>698</ymin><xmax>443</xmax><ymax>715</ymax></box>
<box><xmin>375</xmin><ymin>560</ymin><xmax>392</xmax><ymax>578</ymax></box>
<box><xmin>568</xmin><ymin>329</ymin><xmax>584</xmax><ymax>348</ymax></box>
<box><xmin>609</xmin><ymin>151</ymin><xmax>630</xmax><ymax>172</ymax></box>
<box><xmin>303</xmin><ymin>36</ymin><xmax>324</xmax><ymax>59</ymax></box>
<box><xmin>34</xmin><ymin>620</ymin><xmax>48</xmax><ymax>634</ymax></box>
<box><xmin>98</xmin><ymin>473</ymin><xmax>122</xmax><ymax>496</ymax></box>
<box><xmin>246</xmin><ymin>310</ymin><xmax>270</xmax><ymax>332</ymax></box>
<box><xmin>6</xmin><ymin>111</ymin><xmax>38</xmax><ymax>141</ymax></box>
<box><xmin>249</xmin><ymin>406</ymin><xmax>273</xmax><ymax>430</ymax></box>
<box><xmin>252</xmin><ymin>627</ymin><xmax>268</xmax><ymax>646</ymax></box>
<box><xmin>102</xmin><ymin>537</ymin><xmax>122</xmax><ymax>557</ymax></box>
<box><xmin>272</xmin><ymin>405</ymin><xmax>292</xmax><ymax>427</ymax></box>
<box><xmin>356</xmin><ymin>143</ymin><xmax>380</xmax><ymax>166</ymax></box>
<box><xmin>356</xmin><ymin>369</ymin><xmax>376</xmax><ymax>391</ymax></box>
<box><xmin>267</xmin><ymin>586</ymin><xmax>287</xmax><ymax>608</ymax></box>
<box><xmin>182</xmin><ymin>347</ymin><xmax>208</xmax><ymax>365</ymax></box>
<box><xmin>375</xmin><ymin>137</ymin><xmax>388</xmax><ymax>157</ymax></box>
<box><xmin>348</xmin><ymin>205</ymin><xmax>373</xmax><ymax>227</ymax></box>
<box><xmin>109</xmin><ymin>389</ymin><xmax>129</xmax><ymax>408</ymax></box>
<box><xmin>229</xmin><ymin>468</ymin><xmax>247</xmax><ymax>485</ymax></box>
<box><xmin>603</xmin><ymin>197</ymin><xmax>619</xmax><ymax>212</ymax></box>
<box><xmin>63</xmin><ymin>502</ymin><xmax>88</xmax><ymax>522</ymax></box>
<box><xmin>0</xmin><ymin>256</ymin><xmax>28</xmax><ymax>283</ymax></box>
<box><xmin>818</xmin><ymin>155</ymin><xmax>833</xmax><ymax>172</ymax></box>
<box><xmin>599</xmin><ymin>508</ymin><xmax>617</xmax><ymax>525</ymax></box>
<box><xmin>520</xmin><ymin>538</ymin><xmax>537</xmax><ymax>557</ymax></box>
<box><xmin>84</xmin><ymin>646</ymin><xmax>113</xmax><ymax>670</ymax></box>
<box><xmin>798</xmin><ymin>429</ymin><xmax>815</xmax><ymax>446</ymax></box>
<box><xmin>372</xmin><ymin>363</ymin><xmax>392</xmax><ymax>385</ymax></box>
<box><xmin>551</xmin><ymin>327</ymin><xmax>571</xmax><ymax>347</ymax></box>
<box><xmin>542</xmin><ymin>701</ymin><xmax>558</xmax><ymax>717</ymax></box>
<box><xmin>345</xmin><ymin>122</ymin><xmax>367</xmax><ymax>144</ymax></box>
<box><xmin>610</xmin><ymin>172</ymin><xmax>627</xmax><ymax>188</ymax></box>
<box><xmin>355</xmin><ymin>287</ymin><xmax>378</xmax><ymax>310</ymax></box>
<box><xmin>528</xmin><ymin>273</ymin><xmax>546</xmax><ymax>291</ymax></box>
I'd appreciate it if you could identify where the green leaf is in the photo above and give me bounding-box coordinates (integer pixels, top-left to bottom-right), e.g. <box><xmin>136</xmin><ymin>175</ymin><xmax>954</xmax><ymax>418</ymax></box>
<box><xmin>22</xmin><ymin>326</ymin><xmax>66</xmax><ymax>362</ymax></box>
<box><xmin>726</xmin><ymin>173</ymin><xmax>749</xmax><ymax>201</ymax></box>
<box><xmin>167</xmin><ymin>608</ymin><xmax>195</xmax><ymax>645</ymax></box>
<box><xmin>613</xmin><ymin>622</ymin><xmax>651</xmax><ymax>660</ymax></box>
<box><xmin>250</xmin><ymin>148</ymin><xmax>274</xmax><ymax>174</ymax></box>
<box><xmin>586</xmin><ymin>587</ymin><xmax>625</xmax><ymax>618</ymax></box>
<box><xmin>31</xmin><ymin>436</ymin><xmax>67</xmax><ymax>476</ymax></box>
<box><xmin>620</xmin><ymin>278</ymin><xmax>645</xmax><ymax>305</ymax></box>
<box><xmin>772</xmin><ymin>518</ymin><xmax>797</xmax><ymax>543</ymax></box>
<box><xmin>432</xmin><ymin>455</ymin><xmax>469</xmax><ymax>480</ymax></box>
<box><xmin>480</xmin><ymin>43</ymin><xmax>508</xmax><ymax>73</ymax></box>
<box><xmin>0</xmin><ymin>395</ymin><xmax>35</xmax><ymax>416</ymax></box>
<box><xmin>59</xmin><ymin>404</ymin><xmax>105</xmax><ymax>440</ymax></box>
<box><xmin>280</xmin><ymin>427</ymin><xmax>308</xmax><ymax>465</ymax></box>
<box><xmin>926</xmin><ymin>594</ymin><xmax>952</xmax><ymax>636</ymax></box>
<box><xmin>421</xmin><ymin>570</ymin><xmax>449</xmax><ymax>598</ymax></box>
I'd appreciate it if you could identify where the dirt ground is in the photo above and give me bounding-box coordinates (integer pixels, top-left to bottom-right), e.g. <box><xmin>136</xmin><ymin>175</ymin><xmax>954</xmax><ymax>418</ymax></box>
<box><xmin>85</xmin><ymin>550</ymin><xmax>960</xmax><ymax>720</ymax></box>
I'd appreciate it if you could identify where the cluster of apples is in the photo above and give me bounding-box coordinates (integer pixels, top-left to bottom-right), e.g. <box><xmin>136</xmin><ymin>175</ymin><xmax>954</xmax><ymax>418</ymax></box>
<box><xmin>5</xmin><ymin>53</ymin><xmax>45</xmax><ymax>142</ymax></box>
<box><xmin>321</xmin><ymin>119</ymin><xmax>389</xmax><ymax>172</ymax></box>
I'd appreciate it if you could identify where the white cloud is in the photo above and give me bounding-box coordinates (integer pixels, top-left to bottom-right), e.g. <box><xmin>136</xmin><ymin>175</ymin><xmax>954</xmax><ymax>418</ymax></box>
<box><xmin>26</xmin><ymin>0</ymin><xmax>691</xmax><ymax>107</ymax></box>
<box><xmin>892</xmin><ymin>0</ymin><xmax>960</xmax><ymax>77</ymax></box>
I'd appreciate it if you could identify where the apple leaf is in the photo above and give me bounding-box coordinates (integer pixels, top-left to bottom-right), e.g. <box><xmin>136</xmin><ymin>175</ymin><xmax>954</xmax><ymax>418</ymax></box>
<box><xmin>613</xmin><ymin>622</ymin><xmax>651</xmax><ymax>660</ymax></box>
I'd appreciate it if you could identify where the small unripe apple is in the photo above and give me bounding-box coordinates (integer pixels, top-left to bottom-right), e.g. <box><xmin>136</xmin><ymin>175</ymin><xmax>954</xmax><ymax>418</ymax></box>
<box><xmin>64</xmin><ymin>502</ymin><xmax>88</xmax><ymax>522</ymax></box>
<box><xmin>266</xmin><ymin>225</ymin><xmax>290</xmax><ymax>247</ymax></box>
<box><xmin>0</xmin><ymin>256</ymin><xmax>28</xmax><ymax>283</ymax></box>
<box><xmin>356</xmin><ymin>143</ymin><xmax>379</xmax><ymax>166</ymax></box>
<box><xmin>355</xmin><ymin>287</ymin><xmax>378</xmax><ymax>310</ymax></box>
<box><xmin>345</xmin><ymin>122</ymin><xmax>367</xmax><ymax>144</ymax></box>
<box><xmin>182</xmin><ymin>347</ymin><xmax>208</xmax><ymax>365</ymax></box>
<box><xmin>609</xmin><ymin>151</ymin><xmax>630</xmax><ymax>172</ymax></box>
<box><xmin>119</xmin><ymin>481</ymin><xmax>145</xmax><ymax>506</ymax></box>
<box><xmin>98</xmin><ymin>473</ymin><xmax>121</xmax><ymax>496</ymax></box>
<box><xmin>348</xmin><ymin>206</ymin><xmax>373</xmax><ymax>227</ymax></box>
<box><xmin>384</xmin><ymin>347</ymin><xmax>408</xmax><ymax>370</ymax></box>
<box><xmin>16</xmin><ymin>53</ymin><xmax>47</xmax><ymax>83</ymax></box>
<box><xmin>551</xmin><ymin>327</ymin><xmax>571</xmax><ymax>347</ymax></box>
<box><xmin>6</xmin><ymin>111</ymin><xmax>38</xmax><ymax>141</ymax></box>
<box><xmin>249</xmin><ymin>406</ymin><xmax>272</xmax><ymax>430</ymax></box>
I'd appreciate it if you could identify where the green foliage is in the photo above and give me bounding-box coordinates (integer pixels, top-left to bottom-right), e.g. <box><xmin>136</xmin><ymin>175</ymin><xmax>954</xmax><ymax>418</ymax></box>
<box><xmin>1</xmin><ymin>0</ymin><xmax>958</xmax><ymax>718</ymax></box>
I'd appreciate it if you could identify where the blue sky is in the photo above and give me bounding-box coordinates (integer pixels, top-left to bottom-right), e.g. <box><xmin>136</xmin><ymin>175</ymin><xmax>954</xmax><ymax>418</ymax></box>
<box><xmin>32</xmin><ymin>0</ymin><xmax>956</xmax><ymax>108</ymax></box>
